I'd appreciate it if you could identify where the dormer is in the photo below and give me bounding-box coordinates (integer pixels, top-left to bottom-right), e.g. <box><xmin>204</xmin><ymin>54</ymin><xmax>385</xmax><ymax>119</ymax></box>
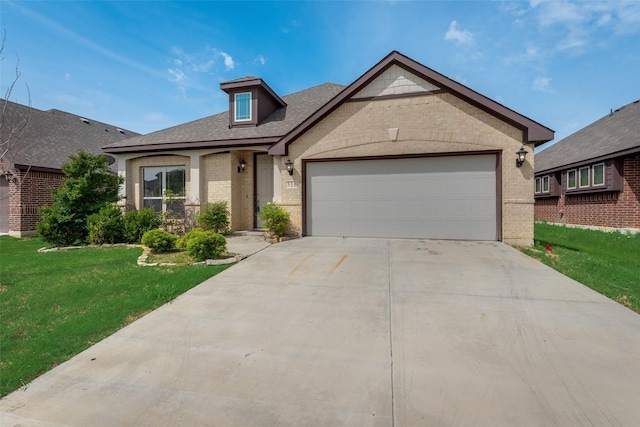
<box><xmin>220</xmin><ymin>77</ymin><xmax>286</xmax><ymax>128</ymax></box>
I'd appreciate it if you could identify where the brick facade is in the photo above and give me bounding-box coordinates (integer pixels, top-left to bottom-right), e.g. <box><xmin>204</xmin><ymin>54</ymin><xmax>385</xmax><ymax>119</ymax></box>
<box><xmin>534</xmin><ymin>154</ymin><xmax>640</xmax><ymax>229</ymax></box>
<box><xmin>124</xmin><ymin>151</ymin><xmax>256</xmax><ymax>232</ymax></box>
<box><xmin>7</xmin><ymin>169</ymin><xmax>65</xmax><ymax>237</ymax></box>
<box><xmin>203</xmin><ymin>151</ymin><xmax>254</xmax><ymax>231</ymax></box>
<box><xmin>282</xmin><ymin>92</ymin><xmax>535</xmax><ymax>245</ymax></box>
<box><xmin>113</xmin><ymin>54</ymin><xmax>551</xmax><ymax>244</ymax></box>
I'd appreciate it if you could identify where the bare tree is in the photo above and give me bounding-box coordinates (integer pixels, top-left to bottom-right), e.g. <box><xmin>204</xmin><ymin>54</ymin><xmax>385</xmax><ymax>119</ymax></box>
<box><xmin>0</xmin><ymin>28</ymin><xmax>35</xmax><ymax>200</ymax></box>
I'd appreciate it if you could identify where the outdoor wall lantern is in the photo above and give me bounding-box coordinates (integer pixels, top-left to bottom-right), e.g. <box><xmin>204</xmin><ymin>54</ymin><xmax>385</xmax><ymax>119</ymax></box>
<box><xmin>516</xmin><ymin>145</ymin><xmax>528</xmax><ymax>168</ymax></box>
<box><xmin>285</xmin><ymin>159</ymin><xmax>294</xmax><ymax>176</ymax></box>
<box><xmin>238</xmin><ymin>159</ymin><xmax>247</xmax><ymax>173</ymax></box>
<box><xmin>3</xmin><ymin>172</ymin><xmax>16</xmax><ymax>184</ymax></box>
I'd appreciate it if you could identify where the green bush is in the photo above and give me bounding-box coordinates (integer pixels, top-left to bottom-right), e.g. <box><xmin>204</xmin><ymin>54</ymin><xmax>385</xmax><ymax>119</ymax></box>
<box><xmin>185</xmin><ymin>231</ymin><xmax>227</xmax><ymax>262</ymax></box>
<box><xmin>141</xmin><ymin>229</ymin><xmax>177</xmax><ymax>253</ymax></box>
<box><xmin>176</xmin><ymin>228</ymin><xmax>206</xmax><ymax>249</ymax></box>
<box><xmin>36</xmin><ymin>205</ymin><xmax>79</xmax><ymax>247</ymax></box>
<box><xmin>259</xmin><ymin>202</ymin><xmax>290</xmax><ymax>238</ymax></box>
<box><xmin>123</xmin><ymin>208</ymin><xmax>161</xmax><ymax>243</ymax></box>
<box><xmin>37</xmin><ymin>151</ymin><xmax>122</xmax><ymax>246</ymax></box>
<box><xmin>197</xmin><ymin>201</ymin><xmax>230</xmax><ymax>234</ymax></box>
<box><xmin>86</xmin><ymin>205</ymin><xmax>124</xmax><ymax>244</ymax></box>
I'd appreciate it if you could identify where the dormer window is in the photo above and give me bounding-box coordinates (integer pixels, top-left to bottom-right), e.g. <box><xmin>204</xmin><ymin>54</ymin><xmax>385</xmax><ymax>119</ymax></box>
<box><xmin>221</xmin><ymin>77</ymin><xmax>286</xmax><ymax>129</ymax></box>
<box><xmin>234</xmin><ymin>92</ymin><xmax>252</xmax><ymax>122</ymax></box>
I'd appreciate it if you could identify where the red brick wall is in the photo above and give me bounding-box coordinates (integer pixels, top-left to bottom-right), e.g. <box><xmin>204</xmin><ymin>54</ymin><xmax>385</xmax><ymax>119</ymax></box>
<box><xmin>534</xmin><ymin>154</ymin><xmax>640</xmax><ymax>229</ymax></box>
<box><xmin>9</xmin><ymin>170</ymin><xmax>65</xmax><ymax>233</ymax></box>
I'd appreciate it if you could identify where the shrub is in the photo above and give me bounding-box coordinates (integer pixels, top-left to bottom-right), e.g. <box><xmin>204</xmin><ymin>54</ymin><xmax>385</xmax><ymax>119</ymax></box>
<box><xmin>36</xmin><ymin>205</ymin><xmax>79</xmax><ymax>247</ymax></box>
<box><xmin>176</xmin><ymin>228</ymin><xmax>207</xmax><ymax>249</ymax></box>
<box><xmin>159</xmin><ymin>190</ymin><xmax>186</xmax><ymax>236</ymax></box>
<box><xmin>197</xmin><ymin>201</ymin><xmax>230</xmax><ymax>234</ymax></box>
<box><xmin>123</xmin><ymin>208</ymin><xmax>161</xmax><ymax>243</ymax></box>
<box><xmin>87</xmin><ymin>205</ymin><xmax>124</xmax><ymax>244</ymax></box>
<box><xmin>37</xmin><ymin>151</ymin><xmax>122</xmax><ymax>246</ymax></box>
<box><xmin>185</xmin><ymin>231</ymin><xmax>227</xmax><ymax>262</ymax></box>
<box><xmin>141</xmin><ymin>229</ymin><xmax>177</xmax><ymax>253</ymax></box>
<box><xmin>259</xmin><ymin>202</ymin><xmax>290</xmax><ymax>238</ymax></box>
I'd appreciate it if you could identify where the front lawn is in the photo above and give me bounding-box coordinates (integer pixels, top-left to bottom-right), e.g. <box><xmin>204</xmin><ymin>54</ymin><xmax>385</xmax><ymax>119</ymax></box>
<box><xmin>521</xmin><ymin>223</ymin><xmax>640</xmax><ymax>313</ymax></box>
<box><xmin>0</xmin><ymin>236</ymin><xmax>232</xmax><ymax>397</ymax></box>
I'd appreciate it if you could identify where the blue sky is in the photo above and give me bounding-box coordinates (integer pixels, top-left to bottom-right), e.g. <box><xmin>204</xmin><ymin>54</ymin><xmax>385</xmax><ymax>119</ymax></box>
<box><xmin>2</xmin><ymin>1</ymin><xmax>640</xmax><ymax>150</ymax></box>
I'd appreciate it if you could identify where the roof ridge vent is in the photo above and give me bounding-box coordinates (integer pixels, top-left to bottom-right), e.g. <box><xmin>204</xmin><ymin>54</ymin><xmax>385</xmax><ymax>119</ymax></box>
<box><xmin>80</xmin><ymin>117</ymin><xmax>91</xmax><ymax>124</ymax></box>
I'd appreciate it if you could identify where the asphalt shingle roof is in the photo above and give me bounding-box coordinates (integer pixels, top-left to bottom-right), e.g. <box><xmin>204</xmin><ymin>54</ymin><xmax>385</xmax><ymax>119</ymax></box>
<box><xmin>1</xmin><ymin>100</ymin><xmax>139</xmax><ymax>170</ymax></box>
<box><xmin>103</xmin><ymin>83</ymin><xmax>346</xmax><ymax>151</ymax></box>
<box><xmin>535</xmin><ymin>99</ymin><xmax>640</xmax><ymax>173</ymax></box>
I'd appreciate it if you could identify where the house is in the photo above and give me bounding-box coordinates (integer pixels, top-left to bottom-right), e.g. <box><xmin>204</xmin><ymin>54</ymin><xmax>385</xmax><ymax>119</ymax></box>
<box><xmin>103</xmin><ymin>51</ymin><xmax>554</xmax><ymax>245</ymax></box>
<box><xmin>534</xmin><ymin>99</ymin><xmax>640</xmax><ymax>231</ymax></box>
<box><xmin>0</xmin><ymin>100</ymin><xmax>139</xmax><ymax>236</ymax></box>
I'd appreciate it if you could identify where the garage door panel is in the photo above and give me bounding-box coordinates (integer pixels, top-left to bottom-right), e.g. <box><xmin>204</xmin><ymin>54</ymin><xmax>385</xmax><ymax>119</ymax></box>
<box><xmin>306</xmin><ymin>155</ymin><xmax>497</xmax><ymax>240</ymax></box>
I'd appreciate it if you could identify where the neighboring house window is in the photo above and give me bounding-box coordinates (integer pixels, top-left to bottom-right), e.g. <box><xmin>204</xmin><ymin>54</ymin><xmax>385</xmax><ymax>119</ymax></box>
<box><xmin>143</xmin><ymin>166</ymin><xmax>186</xmax><ymax>213</ymax></box>
<box><xmin>535</xmin><ymin>176</ymin><xmax>550</xmax><ymax>194</ymax></box>
<box><xmin>592</xmin><ymin>163</ymin><xmax>605</xmax><ymax>186</ymax></box>
<box><xmin>234</xmin><ymin>92</ymin><xmax>251</xmax><ymax>121</ymax></box>
<box><xmin>579</xmin><ymin>167</ymin><xmax>590</xmax><ymax>188</ymax></box>
<box><xmin>542</xmin><ymin>176</ymin><xmax>549</xmax><ymax>193</ymax></box>
<box><xmin>567</xmin><ymin>170</ymin><xmax>577</xmax><ymax>189</ymax></box>
<box><xmin>565</xmin><ymin>161</ymin><xmax>622</xmax><ymax>194</ymax></box>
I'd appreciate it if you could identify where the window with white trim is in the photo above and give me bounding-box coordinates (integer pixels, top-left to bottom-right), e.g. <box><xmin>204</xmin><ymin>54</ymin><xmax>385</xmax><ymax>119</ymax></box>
<box><xmin>234</xmin><ymin>92</ymin><xmax>251</xmax><ymax>122</ymax></box>
<box><xmin>567</xmin><ymin>169</ymin><xmax>577</xmax><ymax>189</ymax></box>
<box><xmin>592</xmin><ymin>163</ymin><xmax>605</xmax><ymax>186</ymax></box>
<box><xmin>579</xmin><ymin>167</ymin><xmax>590</xmax><ymax>188</ymax></box>
<box><xmin>143</xmin><ymin>166</ymin><xmax>186</xmax><ymax>213</ymax></box>
<box><xmin>535</xmin><ymin>176</ymin><xmax>551</xmax><ymax>194</ymax></box>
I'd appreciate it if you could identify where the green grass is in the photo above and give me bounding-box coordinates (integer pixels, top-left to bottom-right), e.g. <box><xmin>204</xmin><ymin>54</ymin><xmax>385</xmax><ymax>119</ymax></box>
<box><xmin>521</xmin><ymin>223</ymin><xmax>640</xmax><ymax>313</ymax></box>
<box><xmin>146</xmin><ymin>249</ymin><xmax>196</xmax><ymax>265</ymax></box>
<box><xmin>0</xmin><ymin>236</ymin><xmax>233</xmax><ymax>397</ymax></box>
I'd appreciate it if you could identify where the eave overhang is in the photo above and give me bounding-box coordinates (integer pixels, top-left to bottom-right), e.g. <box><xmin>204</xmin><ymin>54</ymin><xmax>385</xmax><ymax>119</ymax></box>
<box><xmin>535</xmin><ymin>145</ymin><xmax>640</xmax><ymax>176</ymax></box>
<box><xmin>103</xmin><ymin>136</ymin><xmax>281</xmax><ymax>154</ymax></box>
<box><xmin>220</xmin><ymin>77</ymin><xmax>286</xmax><ymax>108</ymax></box>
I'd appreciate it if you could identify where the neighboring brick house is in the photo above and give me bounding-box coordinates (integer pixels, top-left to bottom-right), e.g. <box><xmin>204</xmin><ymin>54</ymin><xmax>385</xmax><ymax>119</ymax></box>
<box><xmin>104</xmin><ymin>51</ymin><xmax>553</xmax><ymax>245</ymax></box>
<box><xmin>534</xmin><ymin>99</ymin><xmax>640</xmax><ymax>230</ymax></box>
<box><xmin>0</xmin><ymin>100</ymin><xmax>139</xmax><ymax>236</ymax></box>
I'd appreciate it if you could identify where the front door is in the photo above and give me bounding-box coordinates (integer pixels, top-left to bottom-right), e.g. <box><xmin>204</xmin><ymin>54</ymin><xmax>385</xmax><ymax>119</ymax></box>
<box><xmin>255</xmin><ymin>154</ymin><xmax>274</xmax><ymax>228</ymax></box>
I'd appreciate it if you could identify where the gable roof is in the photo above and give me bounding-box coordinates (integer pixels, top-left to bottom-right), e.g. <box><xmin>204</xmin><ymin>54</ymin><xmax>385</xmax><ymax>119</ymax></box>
<box><xmin>535</xmin><ymin>99</ymin><xmax>640</xmax><ymax>174</ymax></box>
<box><xmin>269</xmin><ymin>50</ymin><xmax>554</xmax><ymax>156</ymax></box>
<box><xmin>0</xmin><ymin>99</ymin><xmax>139</xmax><ymax>172</ymax></box>
<box><xmin>103</xmin><ymin>83</ymin><xmax>345</xmax><ymax>153</ymax></box>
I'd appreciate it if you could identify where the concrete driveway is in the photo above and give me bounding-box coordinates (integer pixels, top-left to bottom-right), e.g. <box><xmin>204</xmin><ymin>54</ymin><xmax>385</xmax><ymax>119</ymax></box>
<box><xmin>2</xmin><ymin>238</ymin><xmax>640</xmax><ymax>426</ymax></box>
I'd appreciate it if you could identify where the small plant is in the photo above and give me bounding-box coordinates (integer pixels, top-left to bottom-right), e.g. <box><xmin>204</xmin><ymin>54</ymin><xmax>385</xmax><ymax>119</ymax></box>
<box><xmin>87</xmin><ymin>204</ymin><xmax>124</xmax><ymax>244</ymax></box>
<box><xmin>197</xmin><ymin>201</ymin><xmax>231</xmax><ymax>234</ymax></box>
<box><xmin>147</xmin><ymin>283</ymin><xmax>179</xmax><ymax>303</ymax></box>
<box><xmin>185</xmin><ymin>231</ymin><xmax>227</xmax><ymax>262</ymax></box>
<box><xmin>160</xmin><ymin>190</ymin><xmax>186</xmax><ymax>236</ymax></box>
<box><xmin>141</xmin><ymin>229</ymin><xmax>177</xmax><ymax>253</ymax></box>
<box><xmin>259</xmin><ymin>202</ymin><xmax>290</xmax><ymax>238</ymax></box>
<box><xmin>123</xmin><ymin>208</ymin><xmax>161</xmax><ymax>243</ymax></box>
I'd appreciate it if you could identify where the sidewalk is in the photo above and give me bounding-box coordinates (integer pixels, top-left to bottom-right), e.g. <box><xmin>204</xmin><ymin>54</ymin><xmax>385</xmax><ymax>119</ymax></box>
<box><xmin>225</xmin><ymin>230</ymin><xmax>272</xmax><ymax>259</ymax></box>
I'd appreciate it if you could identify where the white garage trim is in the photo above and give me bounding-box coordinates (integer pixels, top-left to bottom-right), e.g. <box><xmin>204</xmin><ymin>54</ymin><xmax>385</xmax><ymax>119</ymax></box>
<box><xmin>304</xmin><ymin>154</ymin><xmax>500</xmax><ymax>240</ymax></box>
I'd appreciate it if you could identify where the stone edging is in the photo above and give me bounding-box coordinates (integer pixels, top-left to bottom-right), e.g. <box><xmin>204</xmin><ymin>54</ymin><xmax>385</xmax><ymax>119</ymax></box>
<box><xmin>136</xmin><ymin>246</ymin><xmax>242</xmax><ymax>267</ymax></box>
<box><xmin>38</xmin><ymin>244</ymin><xmax>241</xmax><ymax>267</ymax></box>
